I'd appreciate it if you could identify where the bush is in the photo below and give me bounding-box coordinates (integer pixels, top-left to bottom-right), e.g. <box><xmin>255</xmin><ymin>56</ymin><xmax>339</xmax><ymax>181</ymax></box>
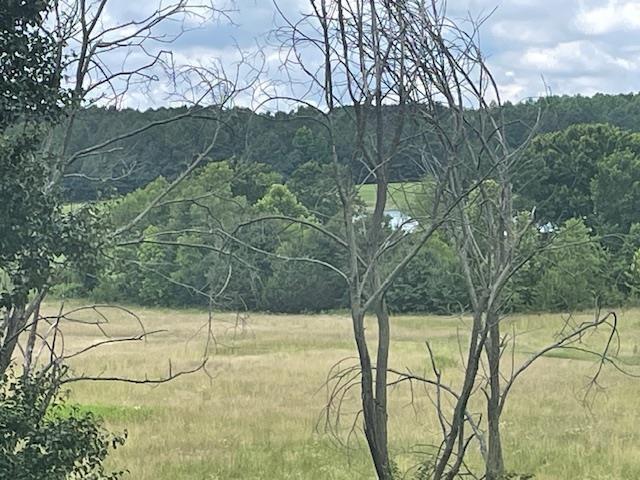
<box><xmin>0</xmin><ymin>370</ymin><xmax>126</xmax><ymax>480</ymax></box>
<box><xmin>533</xmin><ymin>218</ymin><xmax>614</xmax><ymax>311</ymax></box>
<box><xmin>262</xmin><ymin>228</ymin><xmax>348</xmax><ymax>313</ymax></box>
<box><xmin>386</xmin><ymin>235</ymin><xmax>468</xmax><ymax>314</ymax></box>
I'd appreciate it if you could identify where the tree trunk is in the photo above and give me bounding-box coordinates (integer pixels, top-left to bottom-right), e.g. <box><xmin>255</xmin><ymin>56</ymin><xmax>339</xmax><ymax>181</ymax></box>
<box><xmin>374</xmin><ymin>302</ymin><xmax>391</xmax><ymax>478</ymax></box>
<box><xmin>351</xmin><ymin>309</ymin><xmax>393</xmax><ymax>479</ymax></box>
<box><xmin>22</xmin><ymin>298</ymin><xmax>42</xmax><ymax>378</ymax></box>
<box><xmin>0</xmin><ymin>291</ymin><xmax>46</xmax><ymax>378</ymax></box>
<box><xmin>433</xmin><ymin>310</ymin><xmax>486</xmax><ymax>480</ymax></box>
<box><xmin>485</xmin><ymin>310</ymin><xmax>504</xmax><ymax>480</ymax></box>
<box><xmin>0</xmin><ymin>305</ymin><xmax>26</xmax><ymax>377</ymax></box>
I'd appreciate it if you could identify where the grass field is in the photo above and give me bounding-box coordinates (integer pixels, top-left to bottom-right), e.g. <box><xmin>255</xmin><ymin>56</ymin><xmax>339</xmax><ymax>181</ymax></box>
<box><xmin>358</xmin><ymin>182</ymin><xmax>426</xmax><ymax>212</ymax></box>
<box><xmin>49</xmin><ymin>302</ymin><xmax>640</xmax><ymax>479</ymax></box>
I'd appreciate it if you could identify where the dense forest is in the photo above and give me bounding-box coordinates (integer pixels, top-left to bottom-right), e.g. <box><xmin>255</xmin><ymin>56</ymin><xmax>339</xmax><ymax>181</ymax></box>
<box><xmin>56</xmin><ymin>93</ymin><xmax>640</xmax><ymax>314</ymax></box>
<box><xmin>65</xmin><ymin>93</ymin><xmax>640</xmax><ymax>200</ymax></box>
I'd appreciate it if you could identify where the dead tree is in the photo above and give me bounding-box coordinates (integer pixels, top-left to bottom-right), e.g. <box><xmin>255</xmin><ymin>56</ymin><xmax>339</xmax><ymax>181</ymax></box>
<box><xmin>242</xmin><ymin>1</ymin><xmax>488</xmax><ymax>477</ymax></box>
<box><xmin>380</xmin><ymin>3</ymin><xmax>534</xmax><ymax>476</ymax></box>
<box><xmin>391</xmin><ymin>2</ymin><xmax>624</xmax><ymax>478</ymax></box>
<box><xmin>0</xmin><ymin>0</ymin><xmax>243</xmax><ymax>383</ymax></box>
<box><xmin>268</xmin><ymin>3</ymin><xmax>412</xmax><ymax>476</ymax></box>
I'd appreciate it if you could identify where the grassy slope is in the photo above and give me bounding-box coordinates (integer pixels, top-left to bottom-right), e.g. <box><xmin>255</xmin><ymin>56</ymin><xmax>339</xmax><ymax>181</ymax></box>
<box><xmin>68</xmin><ymin>182</ymin><xmax>414</xmax><ymax>213</ymax></box>
<box><xmin>54</xmin><ymin>302</ymin><xmax>640</xmax><ymax>479</ymax></box>
<box><xmin>357</xmin><ymin>181</ymin><xmax>424</xmax><ymax>211</ymax></box>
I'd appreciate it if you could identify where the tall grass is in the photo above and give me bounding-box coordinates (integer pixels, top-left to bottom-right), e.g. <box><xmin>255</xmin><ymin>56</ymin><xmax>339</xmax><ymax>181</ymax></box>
<box><xmin>50</xmin><ymin>302</ymin><xmax>640</xmax><ymax>479</ymax></box>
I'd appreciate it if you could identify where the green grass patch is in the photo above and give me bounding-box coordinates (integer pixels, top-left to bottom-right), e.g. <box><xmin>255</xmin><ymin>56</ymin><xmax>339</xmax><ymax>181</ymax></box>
<box><xmin>158</xmin><ymin>438</ymin><xmax>373</xmax><ymax>480</ymax></box>
<box><xmin>54</xmin><ymin>403</ymin><xmax>155</xmax><ymax>422</ymax></box>
<box><xmin>617</xmin><ymin>354</ymin><xmax>640</xmax><ymax>366</ymax></box>
<box><xmin>357</xmin><ymin>181</ymin><xmax>425</xmax><ymax>211</ymax></box>
<box><xmin>539</xmin><ymin>348</ymin><xmax>599</xmax><ymax>362</ymax></box>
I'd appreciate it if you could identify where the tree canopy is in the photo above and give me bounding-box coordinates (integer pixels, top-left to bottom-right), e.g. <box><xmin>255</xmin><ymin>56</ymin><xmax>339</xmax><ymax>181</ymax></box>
<box><xmin>62</xmin><ymin>93</ymin><xmax>640</xmax><ymax>202</ymax></box>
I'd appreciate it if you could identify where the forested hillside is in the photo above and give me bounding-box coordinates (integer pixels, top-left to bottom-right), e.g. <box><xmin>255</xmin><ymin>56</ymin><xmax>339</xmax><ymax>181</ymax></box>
<box><xmin>56</xmin><ymin>92</ymin><xmax>640</xmax><ymax>314</ymax></box>
<box><xmin>64</xmin><ymin>92</ymin><xmax>640</xmax><ymax>201</ymax></box>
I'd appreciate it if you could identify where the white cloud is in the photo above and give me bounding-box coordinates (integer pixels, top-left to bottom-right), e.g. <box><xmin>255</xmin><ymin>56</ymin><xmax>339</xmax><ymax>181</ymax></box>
<box><xmin>576</xmin><ymin>0</ymin><xmax>640</xmax><ymax>35</ymax></box>
<box><xmin>98</xmin><ymin>0</ymin><xmax>640</xmax><ymax>108</ymax></box>
<box><xmin>520</xmin><ymin>41</ymin><xmax>639</xmax><ymax>74</ymax></box>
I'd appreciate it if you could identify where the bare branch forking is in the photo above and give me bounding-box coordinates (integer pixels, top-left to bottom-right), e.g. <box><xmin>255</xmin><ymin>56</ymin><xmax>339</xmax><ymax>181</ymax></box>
<box><xmin>239</xmin><ymin>2</ymin><xmax>502</xmax><ymax>478</ymax></box>
<box><xmin>41</xmin><ymin>0</ymin><xmax>248</xmax><ymax>191</ymax></box>
<box><xmin>1</xmin><ymin>0</ymin><xmax>248</xmax><ymax>398</ymax></box>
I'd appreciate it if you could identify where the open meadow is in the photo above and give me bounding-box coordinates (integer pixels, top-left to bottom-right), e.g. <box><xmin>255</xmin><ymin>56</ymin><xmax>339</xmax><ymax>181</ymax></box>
<box><xmin>358</xmin><ymin>182</ymin><xmax>425</xmax><ymax>212</ymax></box>
<box><xmin>47</xmin><ymin>301</ymin><xmax>640</xmax><ymax>479</ymax></box>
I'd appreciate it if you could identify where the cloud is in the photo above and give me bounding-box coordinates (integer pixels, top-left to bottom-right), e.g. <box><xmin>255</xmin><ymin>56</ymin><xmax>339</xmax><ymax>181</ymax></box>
<box><xmin>455</xmin><ymin>0</ymin><xmax>640</xmax><ymax>101</ymax></box>
<box><xmin>100</xmin><ymin>0</ymin><xmax>640</xmax><ymax>107</ymax></box>
<box><xmin>518</xmin><ymin>41</ymin><xmax>639</xmax><ymax>75</ymax></box>
<box><xmin>576</xmin><ymin>1</ymin><xmax>640</xmax><ymax>35</ymax></box>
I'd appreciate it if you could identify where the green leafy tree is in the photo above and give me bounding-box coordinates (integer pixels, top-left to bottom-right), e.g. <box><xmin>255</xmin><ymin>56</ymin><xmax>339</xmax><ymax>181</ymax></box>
<box><xmin>0</xmin><ymin>6</ymin><xmax>122</xmax><ymax>478</ymax></box>
<box><xmin>58</xmin><ymin>92</ymin><xmax>640</xmax><ymax>202</ymax></box>
<box><xmin>0</xmin><ymin>0</ymin><xmax>101</xmax><ymax>375</ymax></box>
<box><xmin>255</xmin><ymin>184</ymin><xmax>310</xmax><ymax>218</ymax></box>
<box><xmin>534</xmin><ymin>218</ymin><xmax>612</xmax><ymax>311</ymax></box>
<box><xmin>517</xmin><ymin>124</ymin><xmax>639</xmax><ymax>225</ymax></box>
<box><xmin>231</xmin><ymin>162</ymin><xmax>282</xmax><ymax>204</ymax></box>
<box><xmin>94</xmin><ymin>161</ymin><xmax>252</xmax><ymax>307</ymax></box>
<box><xmin>1</xmin><ymin>0</ymin><xmax>68</xmax><ymax>310</ymax></box>
<box><xmin>591</xmin><ymin>144</ymin><xmax>640</xmax><ymax>234</ymax></box>
<box><xmin>0</xmin><ymin>370</ymin><xmax>125</xmax><ymax>480</ymax></box>
<box><xmin>612</xmin><ymin>223</ymin><xmax>640</xmax><ymax>299</ymax></box>
<box><xmin>0</xmin><ymin>0</ymin><xmax>64</xmax><ymax>126</ymax></box>
<box><xmin>135</xmin><ymin>226</ymin><xmax>176</xmax><ymax>305</ymax></box>
<box><xmin>287</xmin><ymin>161</ymin><xmax>340</xmax><ymax>219</ymax></box>
<box><xmin>386</xmin><ymin>235</ymin><xmax>467</xmax><ymax>314</ymax></box>
<box><xmin>263</xmin><ymin>228</ymin><xmax>347</xmax><ymax>312</ymax></box>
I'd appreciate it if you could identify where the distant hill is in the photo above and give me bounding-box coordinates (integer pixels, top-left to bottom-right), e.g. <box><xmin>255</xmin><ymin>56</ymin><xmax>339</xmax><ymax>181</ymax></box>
<box><xmin>64</xmin><ymin>92</ymin><xmax>640</xmax><ymax>201</ymax></box>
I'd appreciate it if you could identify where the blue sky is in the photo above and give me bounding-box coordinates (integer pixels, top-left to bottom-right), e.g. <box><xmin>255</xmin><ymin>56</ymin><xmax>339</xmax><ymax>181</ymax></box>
<box><xmin>103</xmin><ymin>0</ymin><xmax>640</xmax><ymax>108</ymax></box>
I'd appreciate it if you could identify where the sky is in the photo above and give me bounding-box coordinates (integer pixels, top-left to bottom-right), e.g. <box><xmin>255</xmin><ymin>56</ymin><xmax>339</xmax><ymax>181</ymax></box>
<box><xmin>101</xmin><ymin>0</ymin><xmax>640</xmax><ymax>109</ymax></box>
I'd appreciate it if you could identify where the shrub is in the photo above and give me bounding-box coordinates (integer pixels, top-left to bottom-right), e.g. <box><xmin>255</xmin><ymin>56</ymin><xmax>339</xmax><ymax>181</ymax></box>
<box><xmin>0</xmin><ymin>370</ymin><xmax>126</xmax><ymax>480</ymax></box>
<box><xmin>533</xmin><ymin>218</ymin><xmax>613</xmax><ymax>311</ymax></box>
<box><xmin>387</xmin><ymin>235</ymin><xmax>468</xmax><ymax>314</ymax></box>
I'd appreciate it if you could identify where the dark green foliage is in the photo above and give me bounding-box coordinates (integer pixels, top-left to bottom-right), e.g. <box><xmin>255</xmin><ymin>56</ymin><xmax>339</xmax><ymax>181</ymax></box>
<box><xmin>80</xmin><ymin>158</ymin><xmax>626</xmax><ymax>314</ymax></box>
<box><xmin>90</xmin><ymin>161</ymin><xmax>339</xmax><ymax>312</ymax></box>
<box><xmin>287</xmin><ymin>161</ymin><xmax>340</xmax><ymax>219</ymax></box>
<box><xmin>231</xmin><ymin>162</ymin><xmax>282</xmax><ymax>204</ymax></box>
<box><xmin>0</xmin><ymin>0</ymin><xmax>99</xmax><ymax>310</ymax></box>
<box><xmin>533</xmin><ymin>219</ymin><xmax>613</xmax><ymax>311</ymax></box>
<box><xmin>0</xmin><ymin>132</ymin><xmax>62</xmax><ymax>306</ymax></box>
<box><xmin>0</xmin><ymin>370</ymin><xmax>126</xmax><ymax>480</ymax></box>
<box><xmin>262</xmin><ymin>228</ymin><xmax>347</xmax><ymax>313</ymax></box>
<box><xmin>516</xmin><ymin>124</ymin><xmax>640</xmax><ymax>225</ymax></box>
<box><xmin>616</xmin><ymin>223</ymin><xmax>640</xmax><ymax>299</ymax></box>
<box><xmin>238</xmin><ymin>183</ymin><xmax>347</xmax><ymax>312</ymax></box>
<box><xmin>255</xmin><ymin>184</ymin><xmax>310</xmax><ymax>218</ymax></box>
<box><xmin>592</xmin><ymin>143</ymin><xmax>640</xmax><ymax>234</ymax></box>
<box><xmin>92</xmin><ymin>161</ymin><xmax>249</xmax><ymax>307</ymax></box>
<box><xmin>82</xmin><ymin>160</ymin><xmax>350</xmax><ymax>313</ymax></box>
<box><xmin>0</xmin><ymin>130</ymin><xmax>101</xmax><ymax>308</ymax></box>
<box><xmin>59</xmin><ymin>93</ymin><xmax>640</xmax><ymax>314</ymax></box>
<box><xmin>62</xmin><ymin>93</ymin><xmax>640</xmax><ymax>203</ymax></box>
<box><xmin>0</xmin><ymin>0</ymin><xmax>66</xmax><ymax>128</ymax></box>
<box><xmin>387</xmin><ymin>235</ymin><xmax>468</xmax><ymax>314</ymax></box>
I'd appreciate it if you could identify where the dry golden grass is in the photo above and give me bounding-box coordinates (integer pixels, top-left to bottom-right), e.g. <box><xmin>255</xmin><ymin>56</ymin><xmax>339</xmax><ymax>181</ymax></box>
<box><xmin>44</xmin><ymin>301</ymin><xmax>640</xmax><ymax>479</ymax></box>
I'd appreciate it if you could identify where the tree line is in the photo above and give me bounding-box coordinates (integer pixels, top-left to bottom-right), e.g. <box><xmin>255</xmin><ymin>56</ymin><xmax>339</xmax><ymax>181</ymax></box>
<box><xmin>55</xmin><ymin>121</ymin><xmax>640</xmax><ymax>315</ymax></box>
<box><xmin>64</xmin><ymin>93</ymin><xmax>640</xmax><ymax>201</ymax></box>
